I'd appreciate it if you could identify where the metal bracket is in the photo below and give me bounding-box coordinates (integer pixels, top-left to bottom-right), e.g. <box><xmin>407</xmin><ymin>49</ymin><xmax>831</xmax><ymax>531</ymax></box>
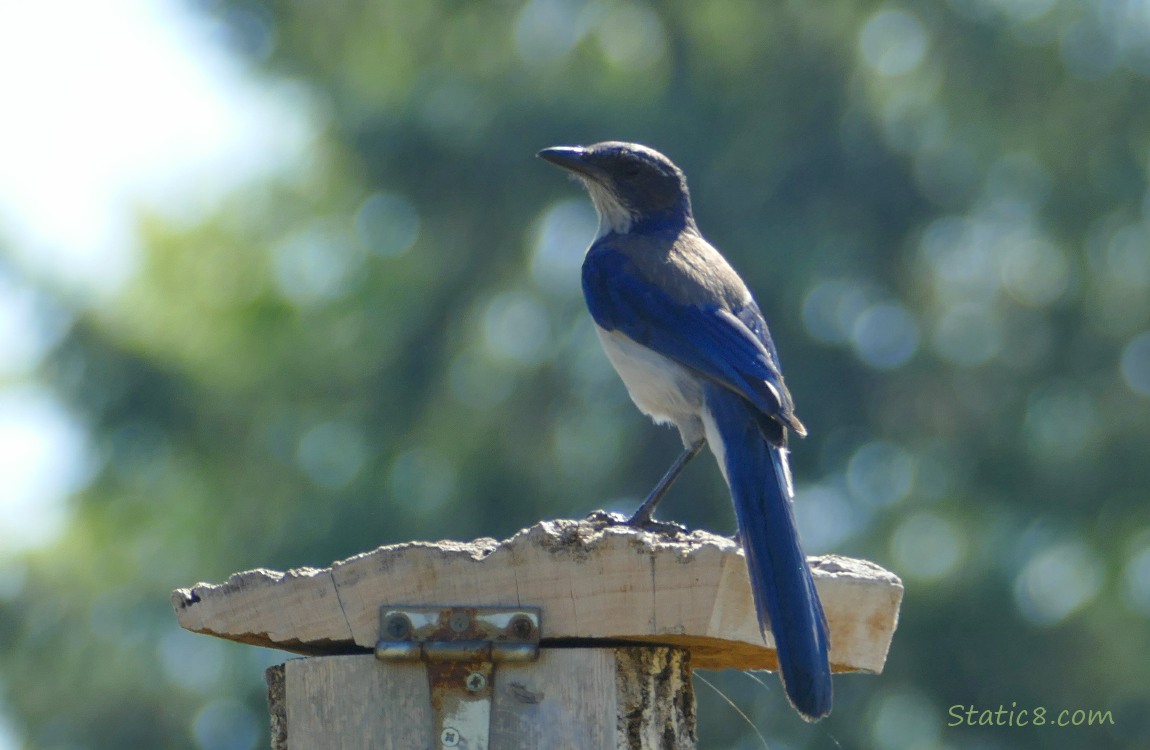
<box><xmin>375</xmin><ymin>606</ymin><xmax>541</xmax><ymax>749</ymax></box>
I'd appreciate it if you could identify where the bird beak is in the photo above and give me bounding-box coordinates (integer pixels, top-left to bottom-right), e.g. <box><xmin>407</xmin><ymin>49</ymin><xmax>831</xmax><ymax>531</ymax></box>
<box><xmin>537</xmin><ymin>146</ymin><xmax>598</xmax><ymax>180</ymax></box>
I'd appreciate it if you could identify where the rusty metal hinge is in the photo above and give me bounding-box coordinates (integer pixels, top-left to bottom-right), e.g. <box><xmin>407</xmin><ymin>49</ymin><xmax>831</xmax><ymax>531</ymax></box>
<box><xmin>375</xmin><ymin>606</ymin><xmax>541</xmax><ymax>749</ymax></box>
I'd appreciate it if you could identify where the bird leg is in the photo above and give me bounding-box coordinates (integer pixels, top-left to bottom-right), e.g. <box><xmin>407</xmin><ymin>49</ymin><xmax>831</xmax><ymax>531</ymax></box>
<box><xmin>627</xmin><ymin>440</ymin><xmax>704</xmax><ymax>529</ymax></box>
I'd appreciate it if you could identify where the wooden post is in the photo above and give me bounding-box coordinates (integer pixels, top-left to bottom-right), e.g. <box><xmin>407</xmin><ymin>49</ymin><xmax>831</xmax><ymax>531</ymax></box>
<box><xmin>173</xmin><ymin>517</ymin><xmax>903</xmax><ymax>749</ymax></box>
<box><xmin>265</xmin><ymin>647</ymin><xmax>694</xmax><ymax>749</ymax></box>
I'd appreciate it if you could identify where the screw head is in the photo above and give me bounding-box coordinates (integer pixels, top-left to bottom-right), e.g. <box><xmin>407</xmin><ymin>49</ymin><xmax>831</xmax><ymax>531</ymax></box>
<box><xmin>465</xmin><ymin>671</ymin><xmax>487</xmax><ymax>692</ymax></box>
<box><xmin>448</xmin><ymin>611</ymin><xmax>470</xmax><ymax>633</ymax></box>
<box><xmin>509</xmin><ymin>614</ymin><xmax>534</xmax><ymax>640</ymax></box>
<box><xmin>384</xmin><ymin>613</ymin><xmax>411</xmax><ymax>639</ymax></box>
<box><xmin>440</xmin><ymin>727</ymin><xmax>460</xmax><ymax>747</ymax></box>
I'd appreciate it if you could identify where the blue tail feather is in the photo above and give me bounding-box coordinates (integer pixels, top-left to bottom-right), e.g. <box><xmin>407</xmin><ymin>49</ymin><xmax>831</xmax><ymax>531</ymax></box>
<box><xmin>705</xmin><ymin>384</ymin><xmax>833</xmax><ymax>721</ymax></box>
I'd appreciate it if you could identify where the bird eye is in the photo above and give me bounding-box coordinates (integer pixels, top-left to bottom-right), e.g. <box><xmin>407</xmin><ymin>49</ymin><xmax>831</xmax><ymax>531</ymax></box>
<box><xmin>621</xmin><ymin>161</ymin><xmax>643</xmax><ymax>179</ymax></box>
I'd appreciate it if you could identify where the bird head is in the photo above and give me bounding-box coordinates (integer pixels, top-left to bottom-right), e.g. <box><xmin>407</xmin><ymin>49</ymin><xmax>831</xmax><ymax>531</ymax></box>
<box><xmin>538</xmin><ymin>141</ymin><xmax>694</xmax><ymax>236</ymax></box>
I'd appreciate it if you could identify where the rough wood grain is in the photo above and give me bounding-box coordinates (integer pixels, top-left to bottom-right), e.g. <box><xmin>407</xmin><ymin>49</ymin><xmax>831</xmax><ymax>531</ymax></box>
<box><xmin>175</xmin><ymin>517</ymin><xmax>902</xmax><ymax>672</ymax></box>
<box><xmin>267</xmin><ymin>647</ymin><xmax>695</xmax><ymax>750</ymax></box>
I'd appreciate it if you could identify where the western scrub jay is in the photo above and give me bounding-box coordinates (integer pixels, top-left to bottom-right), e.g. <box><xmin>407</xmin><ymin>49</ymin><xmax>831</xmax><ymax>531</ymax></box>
<box><xmin>538</xmin><ymin>141</ymin><xmax>832</xmax><ymax>721</ymax></box>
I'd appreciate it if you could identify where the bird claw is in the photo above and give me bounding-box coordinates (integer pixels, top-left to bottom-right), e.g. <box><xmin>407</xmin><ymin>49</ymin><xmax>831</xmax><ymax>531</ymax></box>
<box><xmin>583</xmin><ymin>509</ymin><xmax>689</xmax><ymax>537</ymax></box>
<box><xmin>631</xmin><ymin>516</ymin><xmax>691</xmax><ymax>536</ymax></box>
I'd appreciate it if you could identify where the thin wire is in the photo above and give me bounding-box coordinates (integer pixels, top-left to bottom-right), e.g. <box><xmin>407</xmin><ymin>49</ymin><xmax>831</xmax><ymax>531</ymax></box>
<box><xmin>695</xmin><ymin>672</ymin><xmax>770</xmax><ymax>749</ymax></box>
<box><xmin>739</xmin><ymin>669</ymin><xmax>775</xmax><ymax>696</ymax></box>
<box><xmin>739</xmin><ymin>670</ymin><xmax>843</xmax><ymax>749</ymax></box>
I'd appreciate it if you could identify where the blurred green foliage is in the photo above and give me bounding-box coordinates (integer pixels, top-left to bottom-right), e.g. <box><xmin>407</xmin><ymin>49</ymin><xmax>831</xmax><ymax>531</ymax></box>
<box><xmin>4</xmin><ymin>0</ymin><xmax>1150</xmax><ymax>747</ymax></box>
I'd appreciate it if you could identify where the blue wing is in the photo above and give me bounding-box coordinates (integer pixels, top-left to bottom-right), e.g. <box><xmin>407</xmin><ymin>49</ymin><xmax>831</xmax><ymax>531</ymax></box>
<box><xmin>582</xmin><ymin>244</ymin><xmax>803</xmax><ymax>435</ymax></box>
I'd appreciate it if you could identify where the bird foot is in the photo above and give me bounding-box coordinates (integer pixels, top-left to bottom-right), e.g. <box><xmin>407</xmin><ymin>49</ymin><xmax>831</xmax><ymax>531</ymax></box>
<box><xmin>583</xmin><ymin>509</ymin><xmax>690</xmax><ymax>537</ymax></box>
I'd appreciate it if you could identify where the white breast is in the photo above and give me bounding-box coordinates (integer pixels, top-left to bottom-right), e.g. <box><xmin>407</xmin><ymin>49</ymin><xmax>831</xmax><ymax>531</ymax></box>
<box><xmin>595</xmin><ymin>326</ymin><xmax>705</xmax><ymax>446</ymax></box>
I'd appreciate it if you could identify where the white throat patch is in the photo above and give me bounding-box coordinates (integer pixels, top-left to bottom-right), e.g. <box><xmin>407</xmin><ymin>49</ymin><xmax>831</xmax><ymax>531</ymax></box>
<box><xmin>583</xmin><ymin>179</ymin><xmax>634</xmax><ymax>238</ymax></box>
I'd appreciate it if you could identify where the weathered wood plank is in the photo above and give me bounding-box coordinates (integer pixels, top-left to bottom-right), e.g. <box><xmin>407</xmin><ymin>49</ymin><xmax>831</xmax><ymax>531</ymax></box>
<box><xmin>267</xmin><ymin>647</ymin><xmax>695</xmax><ymax>750</ymax></box>
<box><xmin>176</xmin><ymin>517</ymin><xmax>902</xmax><ymax>672</ymax></box>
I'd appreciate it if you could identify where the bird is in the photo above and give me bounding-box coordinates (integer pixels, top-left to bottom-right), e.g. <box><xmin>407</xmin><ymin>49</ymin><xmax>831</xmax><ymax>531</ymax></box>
<box><xmin>538</xmin><ymin>141</ymin><xmax>832</xmax><ymax>721</ymax></box>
